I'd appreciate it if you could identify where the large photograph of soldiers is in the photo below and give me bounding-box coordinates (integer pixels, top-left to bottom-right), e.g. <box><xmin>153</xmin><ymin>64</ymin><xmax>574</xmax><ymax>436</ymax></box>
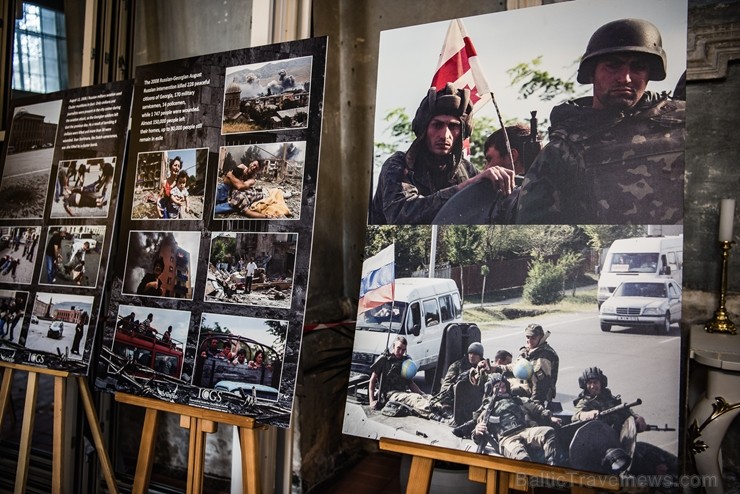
<box><xmin>0</xmin><ymin>226</ymin><xmax>41</xmax><ymax>285</ymax></box>
<box><xmin>368</xmin><ymin>0</ymin><xmax>686</xmax><ymax>226</ymax></box>
<box><xmin>347</xmin><ymin>0</ymin><xmax>686</xmax><ymax>483</ymax></box>
<box><xmin>206</xmin><ymin>232</ymin><xmax>297</xmax><ymax>309</ymax></box>
<box><xmin>213</xmin><ymin>142</ymin><xmax>307</xmax><ymax>220</ymax></box>
<box><xmin>0</xmin><ymin>99</ymin><xmax>62</xmax><ymax>219</ymax></box>
<box><xmin>221</xmin><ymin>56</ymin><xmax>312</xmax><ymax>134</ymax></box>
<box><xmin>345</xmin><ymin>224</ymin><xmax>683</xmax><ymax>479</ymax></box>
<box><xmin>130</xmin><ymin>148</ymin><xmax>207</xmax><ymax>220</ymax></box>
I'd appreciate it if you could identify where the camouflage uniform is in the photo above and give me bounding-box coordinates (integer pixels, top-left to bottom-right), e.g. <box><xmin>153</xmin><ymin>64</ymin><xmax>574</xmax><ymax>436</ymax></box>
<box><xmin>517</xmin><ymin>92</ymin><xmax>685</xmax><ymax>224</ymax></box>
<box><xmin>474</xmin><ymin>387</ymin><xmax>559</xmax><ymax>464</ymax></box>
<box><xmin>432</xmin><ymin>356</ymin><xmax>474</xmax><ymax>415</ymax></box>
<box><xmin>371</xmin><ymin>150</ymin><xmax>477</xmax><ymax>225</ymax></box>
<box><xmin>572</xmin><ymin>388</ymin><xmax>635</xmax><ymax>431</ymax></box>
<box><xmin>507</xmin><ymin>341</ymin><xmax>559</xmax><ymax>405</ymax></box>
<box><xmin>370</xmin><ymin>352</ymin><xmax>434</xmax><ymax>418</ymax></box>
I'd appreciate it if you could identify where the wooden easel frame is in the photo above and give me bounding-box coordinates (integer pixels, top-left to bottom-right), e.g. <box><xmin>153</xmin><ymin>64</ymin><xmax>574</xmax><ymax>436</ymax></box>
<box><xmin>115</xmin><ymin>392</ymin><xmax>267</xmax><ymax>494</ymax></box>
<box><xmin>380</xmin><ymin>437</ymin><xmax>622</xmax><ymax>494</ymax></box>
<box><xmin>0</xmin><ymin>362</ymin><xmax>118</xmax><ymax>494</ymax></box>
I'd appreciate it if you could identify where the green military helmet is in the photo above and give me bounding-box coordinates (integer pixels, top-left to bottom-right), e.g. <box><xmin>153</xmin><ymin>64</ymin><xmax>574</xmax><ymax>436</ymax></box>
<box><xmin>577</xmin><ymin>18</ymin><xmax>667</xmax><ymax>84</ymax></box>
<box><xmin>411</xmin><ymin>82</ymin><xmax>474</xmax><ymax>139</ymax></box>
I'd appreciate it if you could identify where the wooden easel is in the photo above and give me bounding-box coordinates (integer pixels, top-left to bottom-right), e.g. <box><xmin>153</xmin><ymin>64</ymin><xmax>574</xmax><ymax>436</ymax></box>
<box><xmin>115</xmin><ymin>392</ymin><xmax>267</xmax><ymax>494</ymax></box>
<box><xmin>0</xmin><ymin>362</ymin><xmax>118</xmax><ymax>494</ymax></box>
<box><xmin>380</xmin><ymin>437</ymin><xmax>622</xmax><ymax>494</ymax></box>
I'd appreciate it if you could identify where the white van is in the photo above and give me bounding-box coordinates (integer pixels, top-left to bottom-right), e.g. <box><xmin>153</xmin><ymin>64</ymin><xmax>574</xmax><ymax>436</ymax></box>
<box><xmin>351</xmin><ymin>278</ymin><xmax>462</xmax><ymax>383</ymax></box>
<box><xmin>597</xmin><ymin>235</ymin><xmax>683</xmax><ymax>307</ymax></box>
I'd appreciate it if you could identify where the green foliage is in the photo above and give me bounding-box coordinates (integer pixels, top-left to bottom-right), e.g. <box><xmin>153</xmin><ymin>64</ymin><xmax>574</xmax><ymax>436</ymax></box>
<box><xmin>374</xmin><ymin>107</ymin><xmax>414</xmax><ymax>161</ymax></box>
<box><xmin>264</xmin><ymin>320</ymin><xmax>287</xmax><ymax>354</ymax></box>
<box><xmin>523</xmin><ymin>257</ymin><xmax>565</xmax><ymax>305</ymax></box>
<box><xmin>364</xmin><ymin>225</ymin><xmax>432</xmax><ymax>277</ymax></box>
<box><xmin>507</xmin><ymin>56</ymin><xmax>579</xmax><ymax>102</ymax></box>
<box><xmin>579</xmin><ymin>225</ymin><xmax>647</xmax><ymax>251</ymax></box>
<box><xmin>556</xmin><ymin>250</ymin><xmax>586</xmax><ymax>296</ymax></box>
<box><xmin>211</xmin><ymin>236</ymin><xmax>237</xmax><ymax>264</ymax></box>
<box><xmin>439</xmin><ymin>225</ymin><xmax>483</xmax><ymax>267</ymax></box>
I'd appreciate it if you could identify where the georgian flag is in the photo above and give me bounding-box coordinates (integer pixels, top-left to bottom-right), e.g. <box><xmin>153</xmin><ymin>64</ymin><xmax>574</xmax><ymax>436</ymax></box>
<box><xmin>431</xmin><ymin>18</ymin><xmax>492</xmax><ymax>115</ymax></box>
<box><xmin>358</xmin><ymin>244</ymin><xmax>395</xmax><ymax>314</ymax></box>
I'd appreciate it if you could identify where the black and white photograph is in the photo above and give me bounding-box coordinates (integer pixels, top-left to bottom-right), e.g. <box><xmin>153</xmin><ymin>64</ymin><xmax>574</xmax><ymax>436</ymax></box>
<box><xmin>221</xmin><ymin>56</ymin><xmax>312</xmax><ymax>134</ymax></box>
<box><xmin>192</xmin><ymin>312</ymin><xmax>288</xmax><ymax>403</ymax></box>
<box><xmin>205</xmin><ymin>232</ymin><xmax>297</xmax><ymax>309</ymax></box>
<box><xmin>122</xmin><ymin>230</ymin><xmax>201</xmax><ymax>300</ymax></box>
<box><xmin>130</xmin><ymin>148</ymin><xmax>207</xmax><ymax>220</ymax></box>
<box><xmin>0</xmin><ymin>99</ymin><xmax>62</xmax><ymax>219</ymax></box>
<box><xmin>24</xmin><ymin>292</ymin><xmax>93</xmax><ymax>360</ymax></box>
<box><xmin>111</xmin><ymin>304</ymin><xmax>190</xmax><ymax>380</ymax></box>
<box><xmin>0</xmin><ymin>226</ymin><xmax>41</xmax><ymax>285</ymax></box>
<box><xmin>213</xmin><ymin>142</ymin><xmax>306</xmax><ymax>220</ymax></box>
<box><xmin>0</xmin><ymin>289</ymin><xmax>29</xmax><ymax>347</ymax></box>
<box><xmin>50</xmin><ymin>157</ymin><xmax>116</xmax><ymax>218</ymax></box>
<box><xmin>39</xmin><ymin>225</ymin><xmax>105</xmax><ymax>288</ymax></box>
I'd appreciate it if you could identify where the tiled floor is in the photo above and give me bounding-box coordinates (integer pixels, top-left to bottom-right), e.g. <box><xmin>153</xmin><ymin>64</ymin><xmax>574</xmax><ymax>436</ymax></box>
<box><xmin>321</xmin><ymin>452</ymin><xmax>403</xmax><ymax>494</ymax></box>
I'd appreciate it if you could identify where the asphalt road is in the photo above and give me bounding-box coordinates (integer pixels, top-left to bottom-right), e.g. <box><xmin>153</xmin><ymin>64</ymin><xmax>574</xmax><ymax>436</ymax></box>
<box><xmin>440</xmin><ymin>308</ymin><xmax>682</xmax><ymax>456</ymax></box>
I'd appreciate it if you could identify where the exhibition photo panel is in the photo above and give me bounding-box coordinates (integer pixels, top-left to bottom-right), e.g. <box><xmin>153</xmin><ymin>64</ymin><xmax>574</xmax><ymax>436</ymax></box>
<box><xmin>39</xmin><ymin>225</ymin><xmax>106</xmax><ymax>288</ymax></box>
<box><xmin>51</xmin><ymin>157</ymin><xmax>117</xmax><ymax>218</ymax></box>
<box><xmin>347</xmin><ymin>0</ymin><xmax>686</xmax><ymax>481</ymax></box>
<box><xmin>0</xmin><ymin>226</ymin><xmax>41</xmax><ymax>285</ymax></box>
<box><xmin>26</xmin><ymin>292</ymin><xmax>93</xmax><ymax>360</ymax></box>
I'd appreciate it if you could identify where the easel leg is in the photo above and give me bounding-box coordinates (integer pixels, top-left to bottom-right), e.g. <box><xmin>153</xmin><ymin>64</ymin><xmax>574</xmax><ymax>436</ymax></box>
<box><xmin>52</xmin><ymin>376</ymin><xmax>66</xmax><ymax>494</ymax></box>
<box><xmin>0</xmin><ymin>367</ymin><xmax>14</xmax><ymax>429</ymax></box>
<box><xmin>77</xmin><ymin>376</ymin><xmax>119</xmax><ymax>494</ymax></box>
<box><xmin>406</xmin><ymin>455</ymin><xmax>434</xmax><ymax>494</ymax></box>
<box><xmin>15</xmin><ymin>371</ymin><xmax>39</xmax><ymax>494</ymax></box>
<box><xmin>181</xmin><ymin>416</ymin><xmax>215</xmax><ymax>494</ymax></box>
<box><xmin>239</xmin><ymin>426</ymin><xmax>261</xmax><ymax>494</ymax></box>
<box><xmin>132</xmin><ymin>407</ymin><xmax>160</xmax><ymax>494</ymax></box>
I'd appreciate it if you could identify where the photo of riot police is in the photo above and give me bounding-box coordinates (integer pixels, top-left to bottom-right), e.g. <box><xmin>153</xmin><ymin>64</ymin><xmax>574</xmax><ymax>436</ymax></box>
<box><xmin>369</xmin><ymin>0</ymin><xmax>686</xmax><ymax>226</ymax></box>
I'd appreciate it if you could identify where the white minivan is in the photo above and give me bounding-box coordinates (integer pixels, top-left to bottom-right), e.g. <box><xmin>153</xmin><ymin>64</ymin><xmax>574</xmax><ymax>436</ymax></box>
<box><xmin>351</xmin><ymin>277</ymin><xmax>462</xmax><ymax>384</ymax></box>
<box><xmin>597</xmin><ymin>235</ymin><xmax>683</xmax><ymax>307</ymax></box>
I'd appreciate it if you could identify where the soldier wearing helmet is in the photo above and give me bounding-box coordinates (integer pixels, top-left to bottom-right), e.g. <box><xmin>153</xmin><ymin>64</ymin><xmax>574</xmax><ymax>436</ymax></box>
<box><xmin>517</xmin><ymin>18</ymin><xmax>685</xmax><ymax>225</ymax></box>
<box><xmin>431</xmin><ymin>341</ymin><xmax>488</xmax><ymax>418</ymax></box>
<box><xmin>573</xmin><ymin>366</ymin><xmax>647</xmax><ymax>432</ymax></box>
<box><xmin>370</xmin><ymin>83</ymin><xmax>515</xmax><ymax>224</ymax></box>
<box><xmin>471</xmin><ymin>373</ymin><xmax>562</xmax><ymax>464</ymax></box>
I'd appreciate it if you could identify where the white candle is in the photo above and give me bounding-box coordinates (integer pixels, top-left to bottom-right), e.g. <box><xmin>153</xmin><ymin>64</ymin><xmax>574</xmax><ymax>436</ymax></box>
<box><xmin>719</xmin><ymin>199</ymin><xmax>736</xmax><ymax>242</ymax></box>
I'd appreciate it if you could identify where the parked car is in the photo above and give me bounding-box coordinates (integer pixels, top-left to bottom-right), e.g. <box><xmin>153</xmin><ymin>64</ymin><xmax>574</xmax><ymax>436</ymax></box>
<box><xmin>30</xmin><ymin>315</ymin><xmax>39</xmax><ymax>324</ymax></box>
<box><xmin>47</xmin><ymin>320</ymin><xmax>66</xmax><ymax>339</ymax></box>
<box><xmin>73</xmin><ymin>232</ymin><xmax>97</xmax><ymax>251</ymax></box>
<box><xmin>599</xmin><ymin>279</ymin><xmax>682</xmax><ymax>334</ymax></box>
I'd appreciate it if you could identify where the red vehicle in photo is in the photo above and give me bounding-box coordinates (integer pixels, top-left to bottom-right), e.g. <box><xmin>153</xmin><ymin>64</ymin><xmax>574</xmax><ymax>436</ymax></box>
<box><xmin>112</xmin><ymin>316</ymin><xmax>184</xmax><ymax>378</ymax></box>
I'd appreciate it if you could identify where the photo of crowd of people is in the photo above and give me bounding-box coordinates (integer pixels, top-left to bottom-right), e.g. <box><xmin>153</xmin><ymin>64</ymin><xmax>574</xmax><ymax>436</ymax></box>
<box><xmin>0</xmin><ymin>99</ymin><xmax>62</xmax><ymax>219</ymax></box>
<box><xmin>130</xmin><ymin>148</ymin><xmax>207</xmax><ymax>220</ymax></box>
<box><xmin>221</xmin><ymin>56</ymin><xmax>313</xmax><ymax>134</ymax></box>
<box><xmin>51</xmin><ymin>157</ymin><xmax>116</xmax><ymax>218</ymax></box>
<box><xmin>122</xmin><ymin>231</ymin><xmax>200</xmax><ymax>300</ymax></box>
<box><xmin>38</xmin><ymin>225</ymin><xmax>105</xmax><ymax>288</ymax></box>
<box><xmin>206</xmin><ymin>232</ymin><xmax>297</xmax><ymax>309</ymax></box>
<box><xmin>213</xmin><ymin>142</ymin><xmax>306</xmax><ymax>220</ymax></box>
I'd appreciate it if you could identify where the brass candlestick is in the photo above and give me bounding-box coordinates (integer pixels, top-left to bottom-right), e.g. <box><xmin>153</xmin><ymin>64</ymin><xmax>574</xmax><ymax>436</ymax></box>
<box><xmin>705</xmin><ymin>241</ymin><xmax>736</xmax><ymax>334</ymax></box>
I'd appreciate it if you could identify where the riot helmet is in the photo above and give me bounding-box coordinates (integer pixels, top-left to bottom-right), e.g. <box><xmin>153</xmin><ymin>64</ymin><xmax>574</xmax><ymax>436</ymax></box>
<box><xmin>578</xmin><ymin>366</ymin><xmax>608</xmax><ymax>390</ymax></box>
<box><xmin>577</xmin><ymin>18</ymin><xmax>667</xmax><ymax>84</ymax></box>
